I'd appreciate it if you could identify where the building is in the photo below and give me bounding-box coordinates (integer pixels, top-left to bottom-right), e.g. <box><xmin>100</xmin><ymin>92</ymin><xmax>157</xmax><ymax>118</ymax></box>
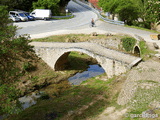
<box><xmin>88</xmin><ymin>0</ymin><xmax>101</xmax><ymax>10</ymax></box>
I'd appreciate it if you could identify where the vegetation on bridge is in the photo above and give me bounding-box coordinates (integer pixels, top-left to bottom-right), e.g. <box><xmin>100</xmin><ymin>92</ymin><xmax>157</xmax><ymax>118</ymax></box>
<box><xmin>121</xmin><ymin>37</ymin><xmax>136</xmax><ymax>52</ymax></box>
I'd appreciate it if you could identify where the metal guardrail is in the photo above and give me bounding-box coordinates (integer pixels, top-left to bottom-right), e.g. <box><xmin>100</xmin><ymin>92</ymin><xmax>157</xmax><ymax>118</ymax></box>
<box><xmin>74</xmin><ymin>0</ymin><xmax>124</xmax><ymax>25</ymax></box>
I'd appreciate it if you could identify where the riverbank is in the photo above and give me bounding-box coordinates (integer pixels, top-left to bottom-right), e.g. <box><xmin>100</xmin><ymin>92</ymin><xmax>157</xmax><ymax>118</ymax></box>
<box><xmin>5</xmin><ymin>58</ymin><xmax>160</xmax><ymax>120</ymax></box>
<box><xmin>7</xmin><ymin>73</ymin><xmax>125</xmax><ymax>120</ymax></box>
<box><xmin>3</xmin><ymin>33</ymin><xmax>160</xmax><ymax>120</ymax></box>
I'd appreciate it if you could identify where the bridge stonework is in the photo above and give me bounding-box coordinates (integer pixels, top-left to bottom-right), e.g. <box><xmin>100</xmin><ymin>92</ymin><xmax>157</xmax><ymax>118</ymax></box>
<box><xmin>31</xmin><ymin>42</ymin><xmax>141</xmax><ymax>79</ymax></box>
<box><xmin>34</xmin><ymin>47</ymin><xmax>135</xmax><ymax>79</ymax></box>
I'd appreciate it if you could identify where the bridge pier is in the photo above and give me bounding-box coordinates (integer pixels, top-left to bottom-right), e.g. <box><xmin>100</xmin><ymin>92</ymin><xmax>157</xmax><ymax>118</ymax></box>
<box><xmin>96</xmin><ymin>56</ymin><xmax>127</xmax><ymax>78</ymax></box>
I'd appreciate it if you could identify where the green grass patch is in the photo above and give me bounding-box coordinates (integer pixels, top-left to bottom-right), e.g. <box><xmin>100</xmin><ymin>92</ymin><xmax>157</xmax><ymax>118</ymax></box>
<box><xmin>139</xmin><ymin>41</ymin><xmax>156</xmax><ymax>59</ymax></box>
<box><xmin>125</xmin><ymin>25</ymin><xmax>160</xmax><ymax>34</ymax></box>
<box><xmin>52</xmin><ymin>15</ymin><xmax>74</xmax><ymax>20</ymax></box>
<box><xmin>67</xmin><ymin>51</ymin><xmax>97</xmax><ymax>70</ymax></box>
<box><xmin>8</xmin><ymin>77</ymin><xmax>111</xmax><ymax>120</ymax></box>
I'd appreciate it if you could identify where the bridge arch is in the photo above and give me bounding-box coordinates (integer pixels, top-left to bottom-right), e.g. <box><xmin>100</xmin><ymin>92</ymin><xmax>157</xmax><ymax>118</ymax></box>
<box><xmin>55</xmin><ymin>52</ymin><xmax>71</xmax><ymax>71</ymax></box>
<box><xmin>52</xmin><ymin>48</ymin><xmax>127</xmax><ymax>78</ymax></box>
<box><xmin>54</xmin><ymin>49</ymin><xmax>106</xmax><ymax>72</ymax></box>
<box><xmin>133</xmin><ymin>46</ymin><xmax>141</xmax><ymax>57</ymax></box>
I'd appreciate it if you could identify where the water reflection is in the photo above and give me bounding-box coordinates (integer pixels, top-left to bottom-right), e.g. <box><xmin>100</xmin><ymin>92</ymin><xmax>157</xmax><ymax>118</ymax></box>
<box><xmin>68</xmin><ymin>64</ymin><xmax>105</xmax><ymax>85</ymax></box>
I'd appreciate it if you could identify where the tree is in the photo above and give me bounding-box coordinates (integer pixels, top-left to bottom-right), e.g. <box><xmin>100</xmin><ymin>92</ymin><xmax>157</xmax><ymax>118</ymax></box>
<box><xmin>136</xmin><ymin>0</ymin><xmax>160</xmax><ymax>29</ymax></box>
<box><xmin>148</xmin><ymin>0</ymin><xmax>160</xmax><ymax>30</ymax></box>
<box><xmin>0</xmin><ymin>0</ymin><xmax>18</xmax><ymax>10</ymax></box>
<box><xmin>98</xmin><ymin>0</ymin><xmax>159</xmax><ymax>27</ymax></box>
<box><xmin>115</xmin><ymin>0</ymin><xmax>139</xmax><ymax>25</ymax></box>
<box><xmin>99</xmin><ymin>0</ymin><xmax>139</xmax><ymax>25</ymax></box>
<box><xmin>0</xmin><ymin>0</ymin><xmax>37</xmax><ymax>11</ymax></box>
<box><xmin>98</xmin><ymin>0</ymin><xmax>119</xmax><ymax>20</ymax></box>
<box><xmin>0</xmin><ymin>5</ymin><xmax>34</xmax><ymax>114</ymax></box>
<box><xmin>33</xmin><ymin>0</ymin><xmax>60</xmax><ymax>14</ymax></box>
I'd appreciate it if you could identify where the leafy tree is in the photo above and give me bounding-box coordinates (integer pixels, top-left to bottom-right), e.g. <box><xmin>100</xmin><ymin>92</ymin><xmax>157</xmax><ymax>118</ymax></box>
<box><xmin>98</xmin><ymin>0</ymin><xmax>160</xmax><ymax>28</ymax></box>
<box><xmin>33</xmin><ymin>0</ymin><xmax>60</xmax><ymax>14</ymax></box>
<box><xmin>99</xmin><ymin>0</ymin><xmax>139</xmax><ymax>25</ymax></box>
<box><xmin>115</xmin><ymin>0</ymin><xmax>139</xmax><ymax>25</ymax></box>
<box><xmin>0</xmin><ymin>0</ymin><xmax>17</xmax><ymax>10</ymax></box>
<box><xmin>0</xmin><ymin>0</ymin><xmax>37</xmax><ymax>11</ymax></box>
<box><xmin>98</xmin><ymin>0</ymin><xmax>119</xmax><ymax>20</ymax></box>
<box><xmin>0</xmin><ymin>5</ymin><xmax>34</xmax><ymax>114</ymax></box>
<box><xmin>136</xmin><ymin>0</ymin><xmax>160</xmax><ymax>29</ymax></box>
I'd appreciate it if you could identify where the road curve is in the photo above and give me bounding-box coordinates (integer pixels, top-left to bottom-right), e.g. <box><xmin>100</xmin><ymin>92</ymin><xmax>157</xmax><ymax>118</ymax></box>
<box><xmin>14</xmin><ymin>0</ymin><xmax>98</xmax><ymax>36</ymax></box>
<box><xmin>14</xmin><ymin>0</ymin><xmax>160</xmax><ymax>48</ymax></box>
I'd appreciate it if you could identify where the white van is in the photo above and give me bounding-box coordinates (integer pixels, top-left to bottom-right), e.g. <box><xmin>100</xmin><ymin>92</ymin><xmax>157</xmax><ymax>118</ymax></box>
<box><xmin>30</xmin><ymin>9</ymin><xmax>52</xmax><ymax>20</ymax></box>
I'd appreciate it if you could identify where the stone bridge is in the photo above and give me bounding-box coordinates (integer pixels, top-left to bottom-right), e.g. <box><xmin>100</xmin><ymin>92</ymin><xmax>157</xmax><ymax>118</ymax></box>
<box><xmin>30</xmin><ymin>42</ymin><xmax>142</xmax><ymax>78</ymax></box>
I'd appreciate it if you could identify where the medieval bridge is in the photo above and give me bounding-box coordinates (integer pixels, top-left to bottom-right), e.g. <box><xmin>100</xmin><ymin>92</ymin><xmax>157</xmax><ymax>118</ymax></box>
<box><xmin>30</xmin><ymin>42</ymin><xmax>142</xmax><ymax>78</ymax></box>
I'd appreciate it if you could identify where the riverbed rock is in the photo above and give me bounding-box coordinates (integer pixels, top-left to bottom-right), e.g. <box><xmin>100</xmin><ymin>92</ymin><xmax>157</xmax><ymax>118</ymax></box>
<box><xmin>106</xmin><ymin>33</ymin><xmax>113</xmax><ymax>36</ymax></box>
<box><xmin>153</xmin><ymin>42</ymin><xmax>159</xmax><ymax>49</ymax></box>
<box><xmin>91</xmin><ymin>32</ymin><xmax>98</xmax><ymax>36</ymax></box>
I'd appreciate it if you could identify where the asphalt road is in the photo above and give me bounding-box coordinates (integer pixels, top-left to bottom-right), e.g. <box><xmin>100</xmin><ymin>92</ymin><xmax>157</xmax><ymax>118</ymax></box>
<box><xmin>14</xmin><ymin>0</ymin><xmax>98</xmax><ymax>36</ymax></box>
<box><xmin>14</xmin><ymin>0</ymin><xmax>160</xmax><ymax>46</ymax></box>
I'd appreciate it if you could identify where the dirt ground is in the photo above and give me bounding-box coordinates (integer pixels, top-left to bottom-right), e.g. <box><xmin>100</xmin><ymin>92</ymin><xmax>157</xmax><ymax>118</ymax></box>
<box><xmin>93</xmin><ymin>59</ymin><xmax>160</xmax><ymax>120</ymax></box>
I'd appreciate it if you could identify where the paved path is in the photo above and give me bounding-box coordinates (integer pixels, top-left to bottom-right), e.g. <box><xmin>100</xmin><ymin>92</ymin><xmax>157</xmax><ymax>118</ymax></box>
<box><xmin>30</xmin><ymin>42</ymin><xmax>141</xmax><ymax>67</ymax></box>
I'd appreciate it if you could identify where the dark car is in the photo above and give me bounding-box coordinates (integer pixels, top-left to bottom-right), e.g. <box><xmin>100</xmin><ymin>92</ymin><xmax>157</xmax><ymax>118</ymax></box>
<box><xmin>24</xmin><ymin>12</ymin><xmax>35</xmax><ymax>21</ymax></box>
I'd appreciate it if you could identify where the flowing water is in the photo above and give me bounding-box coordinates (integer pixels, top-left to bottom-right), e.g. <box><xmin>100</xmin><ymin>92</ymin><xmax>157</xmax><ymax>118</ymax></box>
<box><xmin>68</xmin><ymin>64</ymin><xmax>105</xmax><ymax>85</ymax></box>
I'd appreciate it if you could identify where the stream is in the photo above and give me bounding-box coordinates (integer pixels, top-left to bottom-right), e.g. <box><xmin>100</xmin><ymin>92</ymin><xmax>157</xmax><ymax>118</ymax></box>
<box><xmin>20</xmin><ymin>64</ymin><xmax>105</xmax><ymax>107</ymax></box>
<box><xmin>0</xmin><ymin>64</ymin><xmax>105</xmax><ymax>119</ymax></box>
<box><xmin>19</xmin><ymin>64</ymin><xmax>105</xmax><ymax>109</ymax></box>
<box><xmin>68</xmin><ymin>64</ymin><xmax>105</xmax><ymax>85</ymax></box>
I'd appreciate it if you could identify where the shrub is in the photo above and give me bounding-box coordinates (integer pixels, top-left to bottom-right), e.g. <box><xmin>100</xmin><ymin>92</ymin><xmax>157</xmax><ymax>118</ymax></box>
<box><xmin>139</xmin><ymin>41</ymin><xmax>156</xmax><ymax>59</ymax></box>
<box><xmin>121</xmin><ymin>37</ymin><xmax>136</xmax><ymax>52</ymax></box>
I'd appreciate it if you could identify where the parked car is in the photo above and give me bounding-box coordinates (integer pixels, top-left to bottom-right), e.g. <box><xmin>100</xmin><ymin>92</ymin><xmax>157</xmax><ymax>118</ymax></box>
<box><xmin>9</xmin><ymin>11</ymin><xmax>28</xmax><ymax>21</ymax></box>
<box><xmin>30</xmin><ymin>9</ymin><xmax>52</xmax><ymax>20</ymax></box>
<box><xmin>9</xmin><ymin>14</ymin><xmax>21</xmax><ymax>22</ymax></box>
<box><xmin>23</xmin><ymin>12</ymin><xmax>35</xmax><ymax>21</ymax></box>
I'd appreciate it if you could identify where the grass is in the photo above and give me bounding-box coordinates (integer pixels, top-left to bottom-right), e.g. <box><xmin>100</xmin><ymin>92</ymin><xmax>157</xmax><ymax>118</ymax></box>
<box><xmin>8</xmin><ymin>76</ymin><xmax>111</xmax><ymax>120</ymax></box>
<box><xmin>139</xmin><ymin>41</ymin><xmax>157</xmax><ymax>60</ymax></box>
<box><xmin>125</xmin><ymin>25</ymin><xmax>160</xmax><ymax>34</ymax></box>
<box><xmin>6</xmin><ymin>32</ymin><xmax>160</xmax><ymax>119</ymax></box>
<box><xmin>52</xmin><ymin>15</ymin><xmax>74</xmax><ymax>20</ymax></box>
<box><xmin>6</xmin><ymin>51</ymin><xmax>111</xmax><ymax>120</ymax></box>
<box><xmin>7</xmin><ymin>51</ymin><xmax>124</xmax><ymax>120</ymax></box>
<box><xmin>32</xmin><ymin>34</ymin><xmax>111</xmax><ymax>42</ymax></box>
<box><xmin>67</xmin><ymin>51</ymin><xmax>98</xmax><ymax>70</ymax></box>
